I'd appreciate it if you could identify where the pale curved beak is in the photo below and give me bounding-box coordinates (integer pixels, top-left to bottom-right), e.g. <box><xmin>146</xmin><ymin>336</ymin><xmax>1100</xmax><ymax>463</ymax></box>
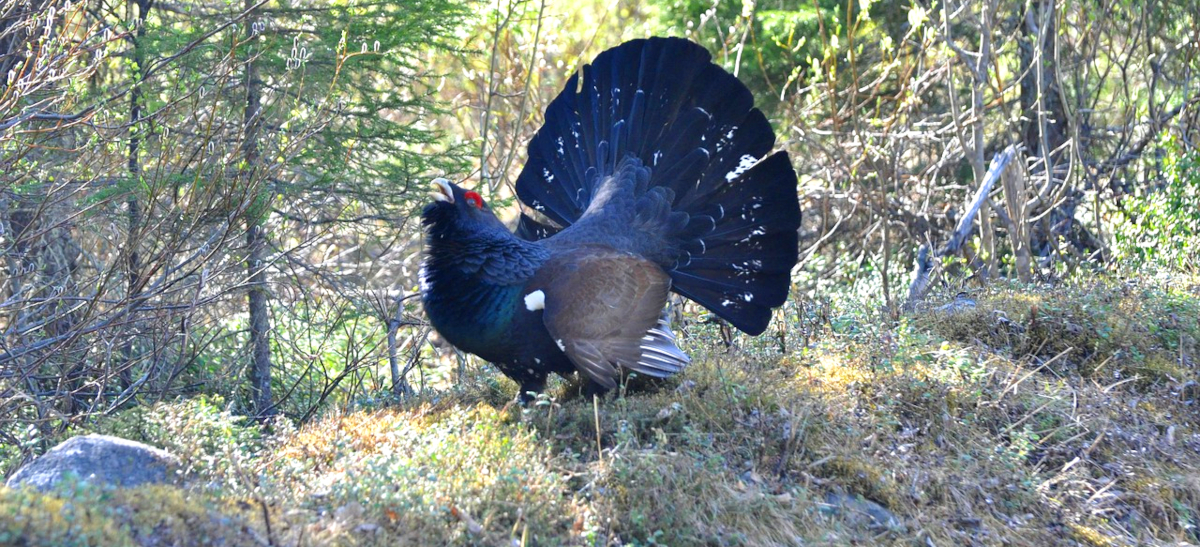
<box><xmin>430</xmin><ymin>178</ymin><xmax>454</xmax><ymax>204</ymax></box>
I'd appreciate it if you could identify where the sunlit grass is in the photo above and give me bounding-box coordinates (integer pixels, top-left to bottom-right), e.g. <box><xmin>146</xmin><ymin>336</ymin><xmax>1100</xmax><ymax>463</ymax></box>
<box><xmin>4</xmin><ymin>272</ymin><xmax>1198</xmax><ymax>545</ymax></box>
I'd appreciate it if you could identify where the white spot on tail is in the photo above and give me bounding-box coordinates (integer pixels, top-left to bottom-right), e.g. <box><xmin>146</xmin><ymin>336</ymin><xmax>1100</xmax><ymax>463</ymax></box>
<box><xmin>524</xmin><ymin>290</ymin><xmax>546</xmax><ymax>311</ymax></box>
<box><xmin>555</xmin><ymin>339</ymin><xmax>566</xmax><ymax>351</ymax></box>
<box><xmin>740</xmin><ymin>227</ymin><xmax>767</xmax><ymax>244</ymax></box>
<box><xmin>726</xmin><ymin>154</ymin><xmax>759</xmax><ymax>181</ymax></box>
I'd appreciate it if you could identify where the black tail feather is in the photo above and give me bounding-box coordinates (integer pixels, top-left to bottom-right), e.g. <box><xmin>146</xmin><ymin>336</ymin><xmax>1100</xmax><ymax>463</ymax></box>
<box><xmin>515</xmin><ymin>212</ymin><xmax>561</xmax><ymax>241</ymax></box>
<box><xmin>516</xmin><ymin>37</ymin><xmax>800</xmax><ymax>335</ymax></box>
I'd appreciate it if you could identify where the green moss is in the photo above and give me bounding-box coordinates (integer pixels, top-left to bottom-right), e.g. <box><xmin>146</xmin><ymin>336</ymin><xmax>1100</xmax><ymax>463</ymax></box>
<box><xmin>268</xmin><ymin>406</ymin><xmax>579</xmax><ymax>546</ymax></box>
<box><xmin>0</xmin><ymin>486</ymin><xmax>133</xmax><ymax>547</ymax></box>
<box><xmin>603</xmin><ymin>450</ymin><xmax>816</xmax><ymax>546</ymax></box>
<box><xmin>1068</xmin><ymin>522</ymin><xmax>1118</xmax><ymax>547</ymax></box>
<box><xmin>0</xmin><ymin>483</ymin><xmax>300</xmax><ymax>547</ymax></box>
<box><xmin>920</xmin><ymin>277</ymin><xmax>1200</xmax><ymax>386</ymax></box>
<box><xmin>113</xmin><ymin>485</ymin><xmax>289</xmax><ymax>547</ymax></box>
<box><xmin>817</xmin><ymin>456</ymin><xmax>898</xmax><ymax>508</ymax></box>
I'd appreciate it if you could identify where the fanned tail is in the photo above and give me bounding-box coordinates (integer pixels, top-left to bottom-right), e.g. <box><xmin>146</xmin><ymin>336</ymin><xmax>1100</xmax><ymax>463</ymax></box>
<box><xmin>515</xmin><ymin>37</ymin><xmax>800</xmax><ymax>335</ymax></box>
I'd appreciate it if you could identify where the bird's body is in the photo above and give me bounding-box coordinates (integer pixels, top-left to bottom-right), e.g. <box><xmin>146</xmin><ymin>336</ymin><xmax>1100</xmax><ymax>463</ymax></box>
<box><xmin>421</xmin><ymin>37</ymin><xmax>801</xmax><ymax>399</ymax></box>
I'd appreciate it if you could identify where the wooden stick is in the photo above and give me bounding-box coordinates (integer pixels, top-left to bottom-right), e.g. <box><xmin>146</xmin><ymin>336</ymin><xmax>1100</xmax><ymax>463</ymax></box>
<box><xmin>940</xmin><ymin>144</ymin><xmax>1020</xmax><ymax>256</ymax></box>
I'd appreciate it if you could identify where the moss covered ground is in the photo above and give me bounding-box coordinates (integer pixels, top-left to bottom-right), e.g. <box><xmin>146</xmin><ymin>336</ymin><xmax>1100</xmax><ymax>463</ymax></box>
<box><xmin>2</xmin><ymin>274</ymin><xmax>1198</xmax><ymax>546</ymax></box>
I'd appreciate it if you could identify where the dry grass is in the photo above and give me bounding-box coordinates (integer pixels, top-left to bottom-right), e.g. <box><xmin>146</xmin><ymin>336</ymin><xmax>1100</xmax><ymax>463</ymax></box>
<box><xmin>2</xmin><ymin>274</ymin><xmax>1198</xmax><ymax>546</ymax></box>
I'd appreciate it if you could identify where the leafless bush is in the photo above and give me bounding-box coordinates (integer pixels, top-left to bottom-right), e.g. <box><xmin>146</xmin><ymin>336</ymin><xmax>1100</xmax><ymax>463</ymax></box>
<box><xmin>696</xmin><ymin>0</ymin><xmax>1200</xmax><ymax>301</ymax></box>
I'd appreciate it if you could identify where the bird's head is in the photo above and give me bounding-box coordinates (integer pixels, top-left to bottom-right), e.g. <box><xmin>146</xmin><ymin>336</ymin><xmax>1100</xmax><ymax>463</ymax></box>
<box><xmin>421</xmin><ymin>178</ymin><xmax>508</xmax><ymax>239</ymax></box>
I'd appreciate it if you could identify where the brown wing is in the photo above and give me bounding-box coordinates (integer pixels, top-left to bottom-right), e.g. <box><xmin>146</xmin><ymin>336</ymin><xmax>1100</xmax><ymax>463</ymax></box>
<box><xmin>540</xmin><ymin>249</ymin><xmax>688</xmax><ymax>390</ymax></box>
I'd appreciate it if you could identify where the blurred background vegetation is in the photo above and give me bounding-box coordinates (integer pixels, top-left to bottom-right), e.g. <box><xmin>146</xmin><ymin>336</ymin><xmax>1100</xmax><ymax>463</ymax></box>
<box><xmin>1</xmin><ymin>0</ymin><xmax>1198</xmax><ymax>493</ymax></box>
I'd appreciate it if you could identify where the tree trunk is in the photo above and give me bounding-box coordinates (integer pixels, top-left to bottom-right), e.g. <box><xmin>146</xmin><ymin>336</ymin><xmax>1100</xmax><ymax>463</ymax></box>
<box><xmin>1000</xmin><ymin>152</ymin><xmax>1034</xmax><ymax>282</ymax></box>
<box><xmin>242</xmin><ymin>0</ymin><xmax>271</xmax><ymax>418</ymax></box>
<box><xmin>246</xmin><ymin>223</ymin><xmax>271</xmax><ymax>416</ymax></box>
<box><xmin>1020</xmin><ymin>0</ymin><xmax>1068</xmax><ymax>166</ymax></box>
<box><xmin>120</xmin><ymin>0</ymin><xmax>151</xmax><ymax>392</ymax></box>
<box><xmin>1020</xmin><ymin>0</ymin><xmax>1074</xmax><ymax>258</ymax></box>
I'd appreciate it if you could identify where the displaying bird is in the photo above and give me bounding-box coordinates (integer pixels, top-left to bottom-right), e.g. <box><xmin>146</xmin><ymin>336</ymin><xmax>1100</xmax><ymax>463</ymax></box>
<box><xmin>421</xmin><ymin>37</ymin><xmax>800</xmax><ymax>400</ymax></box>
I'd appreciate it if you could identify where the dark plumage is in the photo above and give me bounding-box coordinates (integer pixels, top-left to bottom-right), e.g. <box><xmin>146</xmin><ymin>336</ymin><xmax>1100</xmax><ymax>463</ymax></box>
<box><xmin>421</xmin><ymin>37</ymin><xmax>801</xmax><ymax>399</ymax></box>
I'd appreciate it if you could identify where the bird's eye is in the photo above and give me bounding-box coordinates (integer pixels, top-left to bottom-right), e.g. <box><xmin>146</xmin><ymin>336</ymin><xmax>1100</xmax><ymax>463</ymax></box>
<box><xmin>463</xmin><ymin>191</ymin><xmax>484</xmax><ymax>209</ymax></box>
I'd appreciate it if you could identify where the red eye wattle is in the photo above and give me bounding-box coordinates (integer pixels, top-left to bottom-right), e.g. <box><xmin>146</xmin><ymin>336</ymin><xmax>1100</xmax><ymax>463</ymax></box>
<box><xmin>463</xmin><ymin>191</ymin><xmax>484</xmax><ymax>209</ymax></box>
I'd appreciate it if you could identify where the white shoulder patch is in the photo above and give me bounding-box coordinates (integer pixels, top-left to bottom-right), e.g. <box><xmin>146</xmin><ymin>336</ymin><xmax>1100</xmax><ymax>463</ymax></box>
<box><xmin>523</xmin><ymin>290</ymin><xmax>546</xmax><ymax>311</ymax></box>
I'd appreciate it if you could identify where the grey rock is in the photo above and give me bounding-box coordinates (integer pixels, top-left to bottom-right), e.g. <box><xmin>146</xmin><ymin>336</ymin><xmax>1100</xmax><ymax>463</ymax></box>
<box><xmin>820</xmin><ymin>491</ymin><xmax>906</xmax><ymax>532</ymax></box>
<box><xmin>937</xmin><ymin>296</ymin><xmax>977</xmax><ymax>314</ymax></box>
<box><xmin>5</xmin><ymin>434</ymin><xmax>179</xmax><ymax>491</ymax></box>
